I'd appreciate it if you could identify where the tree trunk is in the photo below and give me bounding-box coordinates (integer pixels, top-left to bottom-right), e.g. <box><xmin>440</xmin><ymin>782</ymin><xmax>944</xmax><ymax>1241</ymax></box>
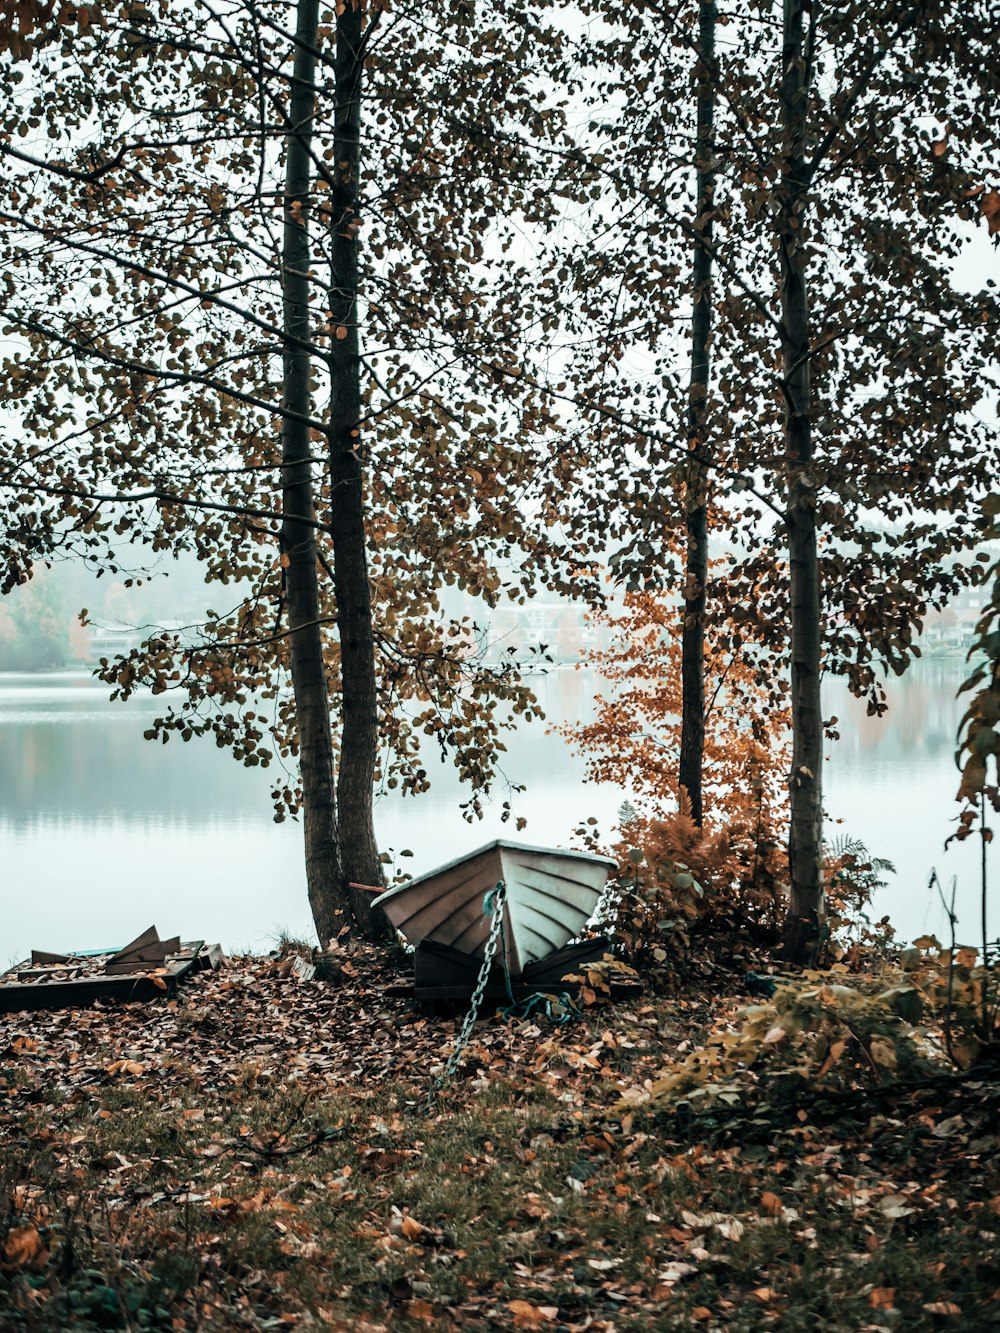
<box><xmin>678</xmin><ymin>0</ymin><xmax>717</xmax><ymax>828</ymax></box>
<box><xmin>328</xmin><ymin>5</ymin><xmax>389</xmax><ymax>939</ymax></box>
<box><xmin>281</xmin><ymin>0</ymin><xmax>343</xmax><ymax>946</ymax></box>
<box><xmin>777</xmin><ymin>0</ymin><xmax>825</xmax><ymax>962</ymax></box>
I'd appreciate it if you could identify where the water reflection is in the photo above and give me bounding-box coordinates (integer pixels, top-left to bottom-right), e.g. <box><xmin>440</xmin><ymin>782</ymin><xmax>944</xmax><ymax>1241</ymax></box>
<box><xmin>823</xmin><ymin>658</ymin><xmax>987</xmax><ymax>951</ymax></box>
<box><xmin>0</xmin><ymin>659</ymin><xmax>991</xmax><ymax>964</ymax></box>
<box><xmin>0</xmin><ymin>673</ymin><xmax>280</xmax><ymax>823</ymax></box>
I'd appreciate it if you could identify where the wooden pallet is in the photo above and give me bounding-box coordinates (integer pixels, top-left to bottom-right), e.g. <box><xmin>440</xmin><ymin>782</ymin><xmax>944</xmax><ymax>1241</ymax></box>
<box><xmin>0</xmin><ymin>931</ymin><xmax>223</xmax><ymax>1014</ymax></box>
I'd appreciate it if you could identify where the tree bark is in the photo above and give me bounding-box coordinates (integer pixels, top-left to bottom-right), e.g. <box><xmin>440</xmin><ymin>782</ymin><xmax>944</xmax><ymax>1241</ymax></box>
<box><xmin>678</xmin><ymin>0</ymin><xmax>717</xmax><ymax>828</ymax></box>
<box><xmin>281</xmin><ymin>0</ymin><xmax>343</xmax><ymax>946</ymax></box>
<box><xmin>777</xmin><ymin>0</ymin><xmax>825</xmax><ymax>962</ymax></box>
<box><xmin>328</xmin><ymin>4</ymin><xmax>389</xmax><ymax>938</ymax></box>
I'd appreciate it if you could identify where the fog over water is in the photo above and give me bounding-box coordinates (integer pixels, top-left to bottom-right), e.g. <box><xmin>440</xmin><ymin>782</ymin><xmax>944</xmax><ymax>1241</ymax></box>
<box><xmin>0</xmin><ymin>657</ymin><xmax>990</xmax><ymax>966</ymax></box>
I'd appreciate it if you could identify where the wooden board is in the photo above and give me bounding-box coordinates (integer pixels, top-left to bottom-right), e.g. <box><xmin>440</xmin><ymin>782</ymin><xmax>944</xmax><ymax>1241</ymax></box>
<box><xmin>103</xmin><ymin>927</ymin><xmax>181</xmax><ymax>972</ymax></box>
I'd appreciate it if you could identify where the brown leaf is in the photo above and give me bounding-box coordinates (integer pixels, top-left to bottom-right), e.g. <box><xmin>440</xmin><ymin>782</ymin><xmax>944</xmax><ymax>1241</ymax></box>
<box><xmin>760</xmin><ymin>1191</ymin><xmax>783</xmax><ymax>1217</ymax></box>
<box><xmin>870</xmin><ymin>1287</ymin><xmax>896</xmax><ymax>1310</ymax></box>
<box><xmin>981</xmin><ymin>189</ymin><xmax>1000</xmax><ymax>236</ymax></box>
<box><xmin>400</xmin><ymin>1214</ymin><xmax>425</xmax><ymax>1241</ymax></box>
<box><xmin>1</xmin><ymin>1225</ymin><xmax>48</xmax><ymax>1273</ymax></box>
<box><xmin>508</xmin><ymin>1301</ymin><xmax>559</xmax><ymax>1328</ymax></box>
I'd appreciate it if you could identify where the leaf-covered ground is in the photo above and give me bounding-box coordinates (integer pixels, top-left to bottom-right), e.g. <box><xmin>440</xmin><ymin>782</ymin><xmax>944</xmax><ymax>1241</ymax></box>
<box><xmin>2</xmin><ymin>949</ymin><xmax>998</xmax><ymax>1331</ymax></box>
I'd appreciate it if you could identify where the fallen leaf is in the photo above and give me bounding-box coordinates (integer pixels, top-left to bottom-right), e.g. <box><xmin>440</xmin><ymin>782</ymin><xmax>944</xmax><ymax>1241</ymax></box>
<box><xmin>1</xmin><ymin>1225</ymin><xmax>48</xmax><ymax>1273</ymax></box>
<box><xmin>658</xmin><ymin>1261</ymin><xmax>698</xmax><ymax>1284</ymax></box>
<box><xmin>879</xmin><ymin>1194</ymin><xmax>915</xmax><ymax>1219</ymax></box>
<box><xmin>870</xmin><ymin>1287</ymin><xmax>896</xmax><ymax>1310</ymax></box>
<box><xmin>507</xmin><ymin>1299</ymin><xmax>559</xmax><ymax>1327</ymax></box>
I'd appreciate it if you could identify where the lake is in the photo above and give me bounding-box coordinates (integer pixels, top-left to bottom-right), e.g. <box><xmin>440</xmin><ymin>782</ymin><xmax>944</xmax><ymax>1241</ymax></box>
<box><xmin>0</xmin><ymin>658</ymin><xmax>991</xmax><ymax>965</ymax></box>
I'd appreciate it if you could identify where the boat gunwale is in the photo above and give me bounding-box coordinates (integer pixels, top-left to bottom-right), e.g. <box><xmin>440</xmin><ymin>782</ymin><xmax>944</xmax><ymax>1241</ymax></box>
<box><xmin>371</xmin><ymin>840</ymin><xmax>617</xmax><ymax>911</ymax></box>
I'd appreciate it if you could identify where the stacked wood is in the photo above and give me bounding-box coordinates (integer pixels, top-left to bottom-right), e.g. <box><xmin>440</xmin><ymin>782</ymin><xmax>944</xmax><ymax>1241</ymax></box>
<box><xmin>0</xmin><ymin>929</ymin><xmax>223</xmax><ymax>1014</ymax></box>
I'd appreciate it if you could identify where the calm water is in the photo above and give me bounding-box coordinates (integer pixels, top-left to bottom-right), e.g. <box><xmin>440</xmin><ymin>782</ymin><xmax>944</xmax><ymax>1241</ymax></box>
<box><xmin>0</xmin><ymin>659</ymin><xmax>991</xmax><ymax>965</ymax></box>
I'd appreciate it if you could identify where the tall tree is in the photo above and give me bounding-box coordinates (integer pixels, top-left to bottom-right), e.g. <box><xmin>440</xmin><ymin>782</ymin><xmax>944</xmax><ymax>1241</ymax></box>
<box><xmin>0</xmin><ymin>0</ymin><xmax>581</xmax><ymax>941</ymax></box>
<box><xmin>326</xmin><ymin>0</ymin><xmax>384</xmax><ymax>927</ymax></box>
<box><xmin>279</xmin><ymin>0</ymin><xmax>347</xmax><ymax>941</ymax></box>
<box><xmin>678</xmin><ymin>0</ymin><xmax>718</xmax><ymax>826</ymax></box>
<box><xmin>776</xmin><ymin>0</ymin><xmax>823</xmax><ymax>960</ymax></box>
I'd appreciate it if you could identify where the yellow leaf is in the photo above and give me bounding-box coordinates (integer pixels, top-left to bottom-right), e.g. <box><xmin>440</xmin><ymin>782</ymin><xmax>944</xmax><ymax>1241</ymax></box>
<box><xmin>400</xmin><ymin>1215</ymin><xmax>424</xmax><ymax>1241</ymax></box>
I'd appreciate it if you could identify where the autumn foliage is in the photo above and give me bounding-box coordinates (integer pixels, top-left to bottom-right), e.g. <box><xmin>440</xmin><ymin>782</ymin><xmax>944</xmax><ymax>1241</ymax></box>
<box><xmin>563</xmin><ymin>583</ymin><xmax>790</xmax><ymax>941</ymax></box>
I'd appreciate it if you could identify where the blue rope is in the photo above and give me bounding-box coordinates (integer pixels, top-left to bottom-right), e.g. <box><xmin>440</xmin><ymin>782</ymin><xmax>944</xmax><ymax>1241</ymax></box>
<box><xmin>501</xmin><ymin>991</ymin><xmax>581</xmax><ymax>1025</ymax></box>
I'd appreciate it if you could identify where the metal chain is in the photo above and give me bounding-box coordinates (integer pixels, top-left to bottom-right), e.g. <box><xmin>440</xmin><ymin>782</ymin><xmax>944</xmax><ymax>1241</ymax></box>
<box><xmin>426</xmin><ymin>881</ymin><xmax>507</xmax><ymax>1112</ymax></box>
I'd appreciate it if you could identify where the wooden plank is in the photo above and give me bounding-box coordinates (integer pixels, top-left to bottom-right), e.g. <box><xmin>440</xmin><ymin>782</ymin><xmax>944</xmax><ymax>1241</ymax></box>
<box><xmin>414</xmin><ymin>938</ymin><xmax>502</xmax><ymax>989</ymax></box>
<box><xmin>17</xmin><ymin>967</ymin><xmax>84</xmax><ymax>982</ymax></box>
<box><xmin>195</xmin><ymin>943</ymin><xmax>224</xmax><ymax>971</ymax></box>
<box><xmin>106</xmin><ymin>926</ymin><xmax>160</xmax><ymax>963</ymax></box>
<box><xmin>0</xmin><ymin>950</ymin><xmax>202</xmax><ymax>1015</ymax></box>
<box><xmin>103</xmin><ymin>932</ymin><xmax>181</xmax><ymax>973</ymax></box>
<box><xmin>520</xmin><ymin>937</ymin><xmax>613</xmax><ymax>986</ymax></box>
<box><xmin>30</xmin><ymin>950</ymin><xmax>70</xmax><ymax>965</ymax></box>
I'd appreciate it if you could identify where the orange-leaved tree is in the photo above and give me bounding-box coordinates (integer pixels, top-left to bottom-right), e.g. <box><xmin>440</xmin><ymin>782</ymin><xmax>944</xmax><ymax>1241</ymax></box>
<box><xmin>562</xmin><ymin>578</ymin><xmax>790</xmax><ymax>938</ymax></box>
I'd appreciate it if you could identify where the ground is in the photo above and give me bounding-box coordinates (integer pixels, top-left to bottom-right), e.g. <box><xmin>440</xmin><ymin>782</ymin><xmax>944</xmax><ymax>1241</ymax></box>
<box><xmin>1</xmin><ymin>948</ymin><xmax>998</xmax><ymax>1331</ymax></box>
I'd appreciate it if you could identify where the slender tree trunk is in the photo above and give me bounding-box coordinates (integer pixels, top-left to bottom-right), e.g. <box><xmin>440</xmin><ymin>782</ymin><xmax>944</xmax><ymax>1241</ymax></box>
<box><xmin>281</xmin><ymin>0</ymin><xmax>343</xmax><ymax>945</ymax></box>
<box><xmin>678</xmin><ymin>0</ymin><xmax>717</xmax><ymax>827</ymax></box>
<box><xmin>328</xmin><ymin>5</ymin><xmax>389</xmax><ymax>938</ymax></box>
<box><xmin>777</xmin><ymin>0</ymin><xmax>825</xmax><ymax>962</ymax></box>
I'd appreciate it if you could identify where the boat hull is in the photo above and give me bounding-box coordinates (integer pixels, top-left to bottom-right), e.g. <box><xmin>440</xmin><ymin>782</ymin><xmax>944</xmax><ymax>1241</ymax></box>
<box><xmin>372</xmin><ymin>841</ymin><xmax>616</xmax><ymax>976</ymax></box>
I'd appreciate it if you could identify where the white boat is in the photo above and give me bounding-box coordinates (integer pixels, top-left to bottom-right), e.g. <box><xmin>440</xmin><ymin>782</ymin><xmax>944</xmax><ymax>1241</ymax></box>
<box><xmin>371</xmin><ymin>840</ymin><xmax>617</xmax><ymax>977</ymax></box>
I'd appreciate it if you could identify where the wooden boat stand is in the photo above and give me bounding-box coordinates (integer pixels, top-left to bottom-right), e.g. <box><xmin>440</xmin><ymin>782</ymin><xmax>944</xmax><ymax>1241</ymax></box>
<box><xmin>385</xmin><ymin>935</ymin><xmax>641</xmax><ymax>1011</ymax></box>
